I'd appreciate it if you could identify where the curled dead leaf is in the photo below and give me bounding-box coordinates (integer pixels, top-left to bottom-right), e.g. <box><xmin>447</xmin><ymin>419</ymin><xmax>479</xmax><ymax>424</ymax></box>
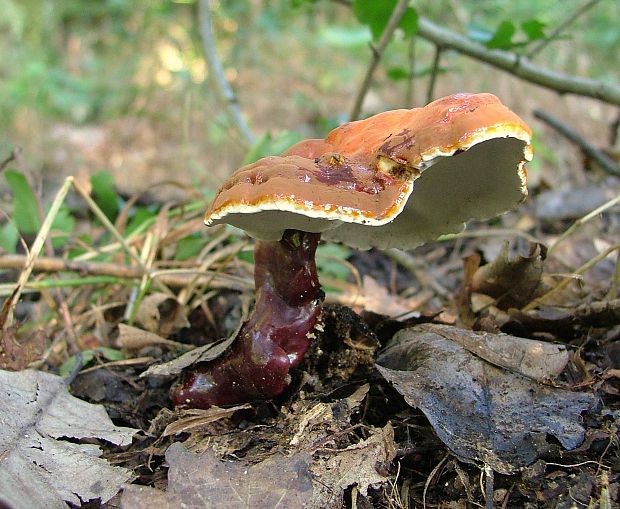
<box><xmin>376</xmin><ymin>325</ymin><xmax>598</xmax><ymax>474</ymax></box>
<box><xmin>472</xmin><ymin>241</ymin><xmax>548</xmax><ymax>309</ymax></box>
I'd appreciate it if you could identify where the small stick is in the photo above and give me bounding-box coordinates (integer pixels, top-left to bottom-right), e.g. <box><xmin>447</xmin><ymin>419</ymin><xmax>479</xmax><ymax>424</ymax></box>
<box><xmin>0</xmin><ymin>177</ymin><xmax>73</xmax><ymax>330</ymax></box>
<box><xmin>527</xmin><ymin>0</ymin><xmax>600</xmax><ymax>59</ymax></box>
<box><xmin>426</xmin><ymin>45</ymin><xmax>443</xmax><ymax>104</ymax></box>
<box><xmin>523</xmin><ymin>239</ymin><xmax>620</xmax><ymax>311</ymax></box>
<box><xmin>416</xmin><ymin>16</ymin><xmax>620</xmax><ymax>105</ymax></box>
<box><xmin>405</xmin><ymin>35</ymin><xmax>416</xmax><ymax>106</ymax></box>
<box><xmin>534</xmin><ymin>109</ymin><xmax>619</xmax><ymax>177</ymax></box>
<box><xmin>549</xmin><ymin>193</ymin><xmax>620</xmax><ymax>254</ymax></box>
<box><xmin>198</xmin><ymin>0</ymin><xmax>255</xmax><ymax>147</ymax></box>
<box><xmin>349</xmin><ymin>0</ymin><xmax>410</xmax><ymax>121</ymax></box>
<box><xmin>483</xmin><ymin>465</ymin><xmax>494</xmax><ymax>509</ymax></box>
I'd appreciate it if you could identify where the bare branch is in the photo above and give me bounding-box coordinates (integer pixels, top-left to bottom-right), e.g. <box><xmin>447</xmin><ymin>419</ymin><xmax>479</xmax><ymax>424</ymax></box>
<box><xmin>0</xmin><ymin>254</ymin><xmax>251</xmax><ymax>291</ymax></box>
<box><xmin>198</xmin><ymin>0</ymin><xmax>255</xmax><ymax>147</ymax></box>
<box><xmin>416</xmin><ymin>16</ymin><xmax>620</xmax><ymax>106</ymax></box>
<box><xmin>405</xmin><ymin>36</ymin><xmax>416</xmax><ymax>106</ymax></box>
<box><xmin>527</xmin><ymin>0</ymin><xmax>600</xmax><ymax>59</ymax></box>
<box><xmin>349</xmin><ymin>0</ymin><xmax>411</xmax><ymax>121</ymax></box>
<box><xmin>534</xmin><ymin>109</ymin><xmax>620</xmax><ymax>177</ymax></box>
<box><xmin>426</xmin><ymin>45</ymin><xmax>442</xmax><ymax>103</ymax></box>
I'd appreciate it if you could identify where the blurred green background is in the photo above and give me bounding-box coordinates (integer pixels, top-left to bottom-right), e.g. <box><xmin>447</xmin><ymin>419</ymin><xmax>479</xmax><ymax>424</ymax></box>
<box><xmin>0</xmin><ymin>0</ymin><xmax>618</xmax><ymax>199</ymax></box>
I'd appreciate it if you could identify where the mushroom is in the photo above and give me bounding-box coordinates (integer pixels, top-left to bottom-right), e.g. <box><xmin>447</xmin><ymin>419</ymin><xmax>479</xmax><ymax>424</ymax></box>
<box><xmin>172</xmin><ymin>93</ymin><xmax>532</xmax><ymax>408</ymax></box>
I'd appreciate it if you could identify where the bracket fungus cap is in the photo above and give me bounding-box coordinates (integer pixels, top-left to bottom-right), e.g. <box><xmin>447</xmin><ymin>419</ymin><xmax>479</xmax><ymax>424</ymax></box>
<box><xmin>206</xmin><ymin>93</ymin><xmax>532</xmax><ymax>250</ymax></box>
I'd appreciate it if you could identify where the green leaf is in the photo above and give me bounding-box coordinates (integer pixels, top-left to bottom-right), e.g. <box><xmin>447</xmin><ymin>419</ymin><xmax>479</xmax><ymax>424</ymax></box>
<box><xmin>96</xmin><ymin>347</ymin><xmax>125</xmax><ymax>361</ymax></box>
<box><xmin>522</xmin><ymin>19</ymin><xmax>547</xmax><ymax>42</ymax></box>
<box><xmin>59</xmin><ymin>350</ymin><xmax>96</xmax><ymax>377</ymax></box>
<box><xmin>486</xmin><ymin>20</ymin><xmax>516</xmax><ymax>49</ymax></box>
<box><xmin>243</xmin><ymin>130</ymin><xmax>303</xmax><ymax>165</ymax></box>
<box><xmin>352</xmin><ymin>0</ymin><xmax>418</xmax><ymax>40</ymax></box>
<box><xmin>50</xmin><ymin>204</ymin><xmax>76</xmax><ymax>249</ymax></box>
<box><xmin>236</xmin><ymin>249</ymin><xmax>254</xmax><ymax>264</ymax></box>
<box><xmin>387</xmin><ymin>66</ymin><xmax>411</xmax><ymax>81</ymax></box>
<box><xmin>90</xmin><ymin>170</ymin><xmax>120</xmax><ymax>221</ymax></box>
<box><xmin>4</xmin><ymin>169</ymin><xmax>41</xmax><ymax>234</ymax></box>
<box><xmin>319</xmin><ymin>25</ymin><xmax>371</xmax><ymax>48</ymax></box>
<box><xmin>59</xmin><ymin>347</ymin><xmax>124</xmax><ymax>377</ymax></box>
<box><xmin>0</xmin><ymin>222</ymin><xmax>18</xmax><ymax>253</ymax></box>
<box><xmin>126</xmin><ymin>207</ymin><xmax>157</xmax><ymax>236</ymax></box>
<box><xmin>175</xmin><ymin>234</ymin><xmax>205</xmax><ymax>261</ymax></box>
<box><xmin>316</xmin><ymin>243</ymin><xmax>352</xmax><ymax>281</ymax></box>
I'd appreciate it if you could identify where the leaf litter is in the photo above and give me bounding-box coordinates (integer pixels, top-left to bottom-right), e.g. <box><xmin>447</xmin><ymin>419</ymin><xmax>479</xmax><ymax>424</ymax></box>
<box><xmin>376</xmin><ymin>324</ymin><xmax>598</xmax><ymax>474</ymax></box>
<box><xmin>0</xmin><ymin>128</ymin><xmax>619</xmax><ymax>507</ymax></box>
<box><xmin>0</xmin><ymin>369</ymin><xmax>137</xmax><ymax>508</ymax></box>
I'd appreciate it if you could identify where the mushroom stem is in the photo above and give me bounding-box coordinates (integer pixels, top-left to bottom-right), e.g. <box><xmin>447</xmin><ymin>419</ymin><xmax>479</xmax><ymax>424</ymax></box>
<box><xmin>172</xmin><ymin>230</ymin><xmax>323</xmax><ymax>408</ymax></box>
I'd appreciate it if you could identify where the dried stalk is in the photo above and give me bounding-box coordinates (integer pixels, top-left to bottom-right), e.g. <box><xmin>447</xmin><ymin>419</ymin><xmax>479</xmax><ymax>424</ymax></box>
<box><xmin>349</xmin><ymin>0</ymin><xmax>410</xmax><ymax>120</ymax></box>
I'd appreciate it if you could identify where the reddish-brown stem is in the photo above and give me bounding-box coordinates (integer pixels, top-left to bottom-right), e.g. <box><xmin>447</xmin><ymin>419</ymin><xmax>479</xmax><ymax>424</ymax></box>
<box><xmin>172</xmin><ymin>230</ymin><xmax>323</xmax><ymax>408</ymax></box>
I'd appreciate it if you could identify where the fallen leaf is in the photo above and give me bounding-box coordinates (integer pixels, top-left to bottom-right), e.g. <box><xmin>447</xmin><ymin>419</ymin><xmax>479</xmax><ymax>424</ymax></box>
<box><xmin>417</xmin><ymin>323</ymin><xmax>569</xmax><ymax>380</ymax></box>
<box><xmin>376</xmin><ymin>325</ymin><xmax>598</xmax><ymax>474</ymax></box>
<box><xmin>363</xmin><ymin>275</ymin><xmax>415</xmax><ymax>317</ymax></box>
<box><xmin>0</xmin><ymin>326</ymin><xmax>46</xmax><ymax>370</ymax></box>
<box><xmin>141</xmin><ymin>313</ymin><xmax>245</xmax><ymax>378</ymax></box>
<box><xmin>122</xmin><ymin>443</ymin><xmax>313</xmax><ymax>509</ymax></box>
<box><xmin>134</xmin><ymin>293</ymin><xmax>188</xmax><ymax>337</ymax></box>
<box><xmin>311</xmin><ymin>423</ymin><xmax>396</xmax><ymax>506</ymax></box>
<box><xmin>0</xmin><ymin>369</ymin><xmax>137</xmax><ymax>508</ymax></box>
<box><xmin>116</xmin><ymin>323</ymin><xmax>192</xmax><ymax>353</ymax></box>
<box><xmin>163</xmin><ymin>404</ymin><xmax>252</xmax><ymax>437</ymax></box>
<box><xmin>472</xmin><ymin>241</ymin><xmax>547</xmax><ymax>309</ymax></box>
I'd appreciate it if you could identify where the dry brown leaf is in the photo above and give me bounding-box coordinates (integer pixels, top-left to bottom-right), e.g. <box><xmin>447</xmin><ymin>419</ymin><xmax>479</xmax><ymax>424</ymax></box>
<box><xmin>0</xmin><ymin>326</ymin><xmax>46</xmax><ymax>370</ymax></box>
<box><xmin>116</xmin><ymin>323</ymin><xmax>191</xmax><ymax>353</ymax></box>
<box><xmin>134</xmin><ymin>293</ymin><xmax>187</xmax><ymax>337</ymax></box>
<box><xmin>311</xmin><ymin>423</ymin><xmax>396</xmax><ymax>506</ymax></box>
<box><xmin>472</xmin><ymin>241</ymin><xmax>547</xmax><ymax>309</ymax></box>
<box><xmin>163</xmin><ymin>404</ymin><xmax>252</xmax><ymax>437</ymax></box>
<box><xmin>363</xmin><ymin>275</ymin><xmax>415</xmax><ymax>317</ymax></box>
<box><xmin>122</xmin><ymin>443</ymin><xmax>313</xmax><ymax>509</ymax></box>
<box><xmin>141</xmin><ymin>308</ymin><xmax>246</xmax><ymax>378</ymax></box>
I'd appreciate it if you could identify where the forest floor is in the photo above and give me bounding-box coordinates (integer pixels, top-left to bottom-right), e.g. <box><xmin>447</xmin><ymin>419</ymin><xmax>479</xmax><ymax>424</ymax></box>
<box><xmin>1</xmin><ymin>44</ymin><xmax>619</xmax><ymax>505</ymax></box>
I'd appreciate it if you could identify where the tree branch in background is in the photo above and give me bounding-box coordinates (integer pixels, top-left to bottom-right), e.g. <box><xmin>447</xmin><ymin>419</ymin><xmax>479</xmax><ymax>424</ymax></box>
<box><xmin>0</xmin><ymin>148</ymin><xmax>18</xmax><ymax>172</ymax></box>
<box><xmin>527</xmin><ymin>0</ymin><xmax>600</xmax><ymax>59</ymax></box>
<box><xmin>416</xmin><ymin>17</ymin><xmax>620</xmax><ymax>106</ymax></box>
<box><xmin>534</xmin><ymin>109</ymin><xmax>620</xmax><ymax>177</ymax></box>
<box><xmin>405</xmin><ymin>36</ymin><xmax>416</xmax><ymax>106</ymax></box>
<box><xmin>426</xmin><ymin>45</ymin><xmax>442</xmax><ymax>104</ymax></box>
<box><xmin>198</xmin><ymin>0</ymin><xmax>255</xmax><ymax>147</ymax></box>
<box><xmin>349</xmin><ymin>0</ymin><xmax>410</xmax><ymax>121</ymax></box>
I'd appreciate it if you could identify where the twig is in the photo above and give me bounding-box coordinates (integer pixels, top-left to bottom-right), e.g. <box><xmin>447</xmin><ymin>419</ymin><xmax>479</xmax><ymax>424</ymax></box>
<box><xmin>527</xmin><ymin>0</ymin><xmax>600</xmax><ymax>59</ymax></box>
<box><xmin>483</xmin><ymin>465</ymin><xmax>494</xmax><ymax>509</ymax></box>
<box><xmin>0</xmin><ymin>177</ymin><xmax>73</xmax><ymax>330</ymax></box>
<box><xmin>198</xmin><ymin>0</ymin><xmax>255</xmax><ymax>147</ymax></box>
<box><xmin>549</xmin><ymin>193</ymin><xmax>620</xmax><ymax>255</ymax></box>
<box><xmin>0</xmin><ymin>255</ymin><xmax>148</xmax><ymax>278</ymax></box>
<box><xmin>0</xmin><ymin>254</ymin><xmax>255</xmax><ymax>290</ymax></box>
<box><xmin>0</xmin><ymin>147</ymin><xmax>19</xmax><ymax>172</ymax></box>
<box><xmin>523</xmin><ymin>239</ymin><xmax>620</xmax><ymax>311</ymax></box>
<box><xmin>423</xmin><ymin>454</ymin><xmax>449</xmax><ymax>509</ymax></box>
<box><xmin>610</xmin><ymin>109</ymin><xmax>620</xmax><ymax>146</ymax></box>
<box><xmin>349</xmin><ymin>0</ymin><xmax>410</xmax><ymax>121</ymax></box>
<box><xmin>405</xmin><ymin>35</ymin><xmax>416</xmax><ymax>106</ymax></box>
<box><xmin>416</xmin><ymin>16</ymin><xmax>620</xmax><ymax>106</ymax></box>
<box><xmin>534</xmin><ymin>109</ymin><xmax>620</xmax><ymax>177</ymax></box>
<box><xmin>426</xmin><ymin>45</ymin><xmax>442</xmax><ymax>103</ymax></box>
<box><xmin>438</xmin><ymin>227</ymin><xmax>541</xmax><ymax>244</ymax></box>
